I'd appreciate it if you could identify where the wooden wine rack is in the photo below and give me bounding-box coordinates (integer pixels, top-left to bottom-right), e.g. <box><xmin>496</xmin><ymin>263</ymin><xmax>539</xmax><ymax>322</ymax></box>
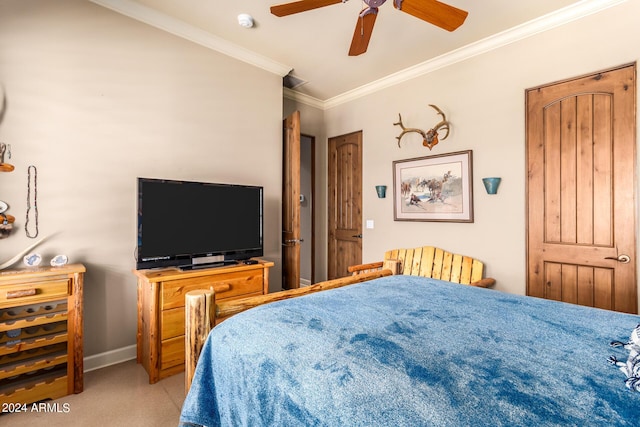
<box><xmin>0</xmin><ymin>264</ymin><xmax>85</xmax><ymax>405</ymax></box>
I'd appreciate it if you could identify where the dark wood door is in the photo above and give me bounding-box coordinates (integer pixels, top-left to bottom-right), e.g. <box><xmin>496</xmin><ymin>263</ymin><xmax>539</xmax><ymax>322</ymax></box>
<box><xmin>526</xmin><ymin>64</ymin><xmax>637</xmax><ymax>314</ymax></box>
<box><xmin>328</xmin><ymin>131</ymin><xmax>363</xmax><ymax>279</ymax></box>
<box><xmin>282</xmin><ymin>111</ymin><xmax>301</xmax><ymax>290</ymax></box>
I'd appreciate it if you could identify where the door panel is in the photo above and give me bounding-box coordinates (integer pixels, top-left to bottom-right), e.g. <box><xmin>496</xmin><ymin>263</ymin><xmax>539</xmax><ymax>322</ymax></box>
<box><xmin>526</xmin><ymin>64</ymin><xmax>636</xmax><ymax>314</ymax></box>
<box><xmin>328</xmin><ymin>131</ymin><xmax>363</xmax><ymax>279</ymax></box>
<box><xmin>282</xmin><ymin>111</ymin><xmax>301</xmax><ymax>290</ymax></box>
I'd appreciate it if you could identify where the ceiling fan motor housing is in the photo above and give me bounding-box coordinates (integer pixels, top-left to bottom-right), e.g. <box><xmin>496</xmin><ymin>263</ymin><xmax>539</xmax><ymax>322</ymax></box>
<box><xmin>365</xmin><ymin>0</ymin><xmax>387</xmax><ymax>7</ymax></box>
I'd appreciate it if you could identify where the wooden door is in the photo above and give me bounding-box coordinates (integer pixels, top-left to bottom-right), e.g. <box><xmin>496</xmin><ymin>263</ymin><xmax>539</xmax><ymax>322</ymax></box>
<box><xmin>328</xmin><ymin>131</ymin><xmax>363</xmax><ymax>279</ymax></box>
<box><xmin>282</xmin><ymin>111</ymin><xmax>301</xmax><ymax>290</ymax></box>
<box><xmin>526</xmin><ymin>64</ymin><xmax>637</xmax><ymax>314</ymax></box>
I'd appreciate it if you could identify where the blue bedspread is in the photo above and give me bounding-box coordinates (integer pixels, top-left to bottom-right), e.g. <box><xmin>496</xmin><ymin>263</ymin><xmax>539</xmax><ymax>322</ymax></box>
<box><xmin>180</xmin><ymin>276</ymin><xmax>640</xmax><ymax>426</ymax></box>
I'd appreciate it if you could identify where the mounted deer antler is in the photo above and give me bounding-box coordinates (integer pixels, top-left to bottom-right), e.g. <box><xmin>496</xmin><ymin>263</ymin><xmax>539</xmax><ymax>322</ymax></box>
<box><xmin>394</xmin><ymin>114</ymin><xmax>429</xmax><ymax>148</ymax></box>
<box><xmin>428</xmin><ymin>104</ymin><xmax>450</xmax><ymax>141</ymax></box>
<box><xmin>394</xmin><ymin>104</ymin><xmax>450</xmax><ymax>150</ymax></box>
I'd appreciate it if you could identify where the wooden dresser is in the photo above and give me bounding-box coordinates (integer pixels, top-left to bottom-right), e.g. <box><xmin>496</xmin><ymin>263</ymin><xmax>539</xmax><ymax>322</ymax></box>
<box><xmin>0</xmin><ymin>264</ymin><xmax>85</xmax><ymax>405</ymax></box>
<box><xmin>133</xmin><ymin>260</ymin><xmax>273</xmax><ymax>383</ymax></box>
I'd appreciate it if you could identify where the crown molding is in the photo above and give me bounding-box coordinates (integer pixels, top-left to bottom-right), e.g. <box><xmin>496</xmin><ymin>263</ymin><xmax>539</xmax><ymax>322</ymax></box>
<box><xmin>90</xmin><ymin>0</ymin><xmax>626</xmax><ymax>110</ymax></box>
<box><xmin>89</xmin><ymin>0</ymin><xmax>292</xmax><ymax>77</ymax></box>
<box><xmin>283</xmin><ymin>88</ymin><xmax>325</xmax><ymax>110</ymax></box>
<box><xmin>320</xmin><ymin>0</ymin><xmax>628</xmax><ymax>109</ymax></box>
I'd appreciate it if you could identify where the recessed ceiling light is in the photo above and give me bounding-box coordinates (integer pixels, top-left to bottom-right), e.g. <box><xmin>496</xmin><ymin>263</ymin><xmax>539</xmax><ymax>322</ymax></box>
<box><xmin>237</xmin><ymin>14</ymin><xmax>254</xmax><ymax>28</ymax></box>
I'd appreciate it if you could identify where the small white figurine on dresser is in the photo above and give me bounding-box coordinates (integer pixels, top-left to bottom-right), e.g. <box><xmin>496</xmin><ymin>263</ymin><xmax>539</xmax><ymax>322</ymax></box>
<box><xmin>22</xmin><ymin>252</ymin><xmax>42</xmax><ymax>267</ymax></box>
<box><xmin>50</xmin><ymin>254</ymin><xmax>68</xmax><ymax>267</ymax></box>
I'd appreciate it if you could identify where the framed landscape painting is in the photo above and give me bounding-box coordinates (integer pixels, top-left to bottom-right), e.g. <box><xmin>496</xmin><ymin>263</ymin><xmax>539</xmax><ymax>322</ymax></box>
<box><xmin>393</xmin><ymin>150</ymin><xmax>473</xmax><ymax>222</ymax></box>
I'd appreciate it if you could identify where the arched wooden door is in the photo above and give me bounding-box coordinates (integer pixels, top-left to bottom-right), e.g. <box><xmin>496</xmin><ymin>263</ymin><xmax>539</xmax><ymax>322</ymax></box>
<box><xmin>526</xmin><ymin>64</ymin><xmax>637</xmax><ymax>314</ymax></box>
<box><xmin>328</xmin><ymin>131</ymin><xmax>363</xmax><ymax>279</ymax></box>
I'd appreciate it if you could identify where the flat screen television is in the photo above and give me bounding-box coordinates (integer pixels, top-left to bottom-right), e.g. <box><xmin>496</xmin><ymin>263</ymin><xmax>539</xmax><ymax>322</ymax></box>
<box><xmin>136</xmin><ymin>177</ymin><xmax>263</xmax><ymax>270</ymax></box>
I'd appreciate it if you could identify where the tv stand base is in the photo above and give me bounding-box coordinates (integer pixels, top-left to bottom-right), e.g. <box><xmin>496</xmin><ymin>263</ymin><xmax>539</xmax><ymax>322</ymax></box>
<box><xmin>180</xmin><ymin>260</ymin><xmax>237</xmax><ymax>271</ymax></box>
<box><xmin>133</xmin><ymin>259</ymin><xmax>273</xmax><ymax>384</ymax></box>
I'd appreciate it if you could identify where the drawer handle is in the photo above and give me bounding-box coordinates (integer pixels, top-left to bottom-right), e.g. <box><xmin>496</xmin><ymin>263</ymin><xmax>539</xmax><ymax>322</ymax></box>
<box><xmin>6</xmin><ymin>288</ymin><xmax>37</xmax><ymax>299</ymax></box>
<box><xmin>213</xmin><ymin>284</ymin><xmax>231</xmax><ymax>293</ymax></box>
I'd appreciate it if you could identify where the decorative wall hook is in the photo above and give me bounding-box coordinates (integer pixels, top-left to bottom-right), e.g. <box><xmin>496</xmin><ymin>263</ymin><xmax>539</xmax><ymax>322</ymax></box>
<box><xmin>394</xmin><ymin>104</ymin><xmax>450</xmax><ymax>150</ymax></box>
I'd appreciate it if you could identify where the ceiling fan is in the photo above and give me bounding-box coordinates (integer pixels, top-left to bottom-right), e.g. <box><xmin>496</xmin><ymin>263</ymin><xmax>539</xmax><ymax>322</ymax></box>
<box><xmin>270</xmin><ymin>0</ymin><xmax>468</xmax><ymax>56</ymax></box>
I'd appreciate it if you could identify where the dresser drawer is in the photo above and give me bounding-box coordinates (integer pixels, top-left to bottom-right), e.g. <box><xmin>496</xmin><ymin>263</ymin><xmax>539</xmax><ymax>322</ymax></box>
<box><xmin>160</xmin><ymin>307</ymin><xmax>184</xmax><ymax>341</ymax></box>
<box><xmin>161</xmin><ymin>289</ymin><xmax>263</xmax><ymax>339</ymax></box>
<box><xmin>0</xmin><ymin>279</ymin><xmax>70</xmax><ymax>307</ymax></box>
<box><xmin>161</xmin><ymin>271</ymin><xmax>263</xmax><ymax>310</ymax></box>
<box><xmin>160</xmin><ymin>336</ymin><xmax>184</xmax><ymax>370</ymax></box>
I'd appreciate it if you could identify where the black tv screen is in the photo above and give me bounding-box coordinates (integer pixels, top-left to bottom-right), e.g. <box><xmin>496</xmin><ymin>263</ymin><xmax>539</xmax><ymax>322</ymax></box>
<box><xmin>136</xmin><ymin>178</ymin><xmax>263</xmax><ymax>270</ymax></box>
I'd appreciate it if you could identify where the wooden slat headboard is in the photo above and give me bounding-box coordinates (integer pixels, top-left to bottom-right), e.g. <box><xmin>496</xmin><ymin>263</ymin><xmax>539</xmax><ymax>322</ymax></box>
<box><xmin>383</xmin><ymin>246</ymin><xmax>486</xmax><ymax>286</ymax></box>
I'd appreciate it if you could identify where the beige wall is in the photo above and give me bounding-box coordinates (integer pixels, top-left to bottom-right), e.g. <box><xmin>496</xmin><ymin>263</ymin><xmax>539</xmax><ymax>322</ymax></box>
<box><xmin>323</xmin><ymin>0</ymin><xmax>640</xmax><ymax>310</ymax></box>
<box><xmin>0</xmin><ymin>0</ymin><xmax>283</xmax><ymax>360</ymax></box>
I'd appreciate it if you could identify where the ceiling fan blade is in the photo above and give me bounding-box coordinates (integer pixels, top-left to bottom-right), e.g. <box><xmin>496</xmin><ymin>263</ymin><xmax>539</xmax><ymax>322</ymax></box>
<box><xmin>348</xmin><ymin>9</ymin><xmax>377</xmax><ymax>56</ymax></box>
<box><xmin>394</xmin><ymin>0</ymin><xmax>468</xmax><ymax>31</ymax></box>
<box><xmin>271</xmin><ymin>0</ymin><xmax>343</xmax><ymax>17</ymax></box>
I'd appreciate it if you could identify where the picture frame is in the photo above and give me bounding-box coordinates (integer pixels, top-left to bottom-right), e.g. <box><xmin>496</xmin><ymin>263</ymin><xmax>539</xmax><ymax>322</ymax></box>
<box><xmin>393</xmin><ymin>150</ymin><xmax>473</xmax><ymax>222</ymax></box>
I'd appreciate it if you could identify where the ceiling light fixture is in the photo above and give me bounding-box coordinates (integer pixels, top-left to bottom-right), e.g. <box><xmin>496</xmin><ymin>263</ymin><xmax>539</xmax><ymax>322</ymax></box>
<box><xmin>237</xmin><ymin>14</ymin><xmax>254</xmax><ymax>28</ymax></box>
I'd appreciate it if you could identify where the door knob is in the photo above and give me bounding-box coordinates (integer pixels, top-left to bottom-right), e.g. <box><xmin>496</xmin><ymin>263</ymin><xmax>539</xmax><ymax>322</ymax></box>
<box><xmin>282</xmin><ymin>238</ymin><xmax>304</xmax><ymax>246</ymax></box>
<box><xmin>604</xmin><ymin>254</ymin><xmax>631</xmax><ymax>264</ymax></box>
<box><xmin>352</xmin><ymin>234</ymin><xmax>362</xmax><ymax>238</ymax></box>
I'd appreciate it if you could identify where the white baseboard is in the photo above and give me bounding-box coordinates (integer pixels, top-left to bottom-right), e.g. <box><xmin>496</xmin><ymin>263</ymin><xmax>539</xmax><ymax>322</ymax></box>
<box><xmin>300</xmin><ymin>278</ymin><xmax>311</xmax><ymax>287</ymax></box>
<box><xmin>83</xmin><ymin>344</ymin><xmax>137</xmax><ymax>373</ymax></box>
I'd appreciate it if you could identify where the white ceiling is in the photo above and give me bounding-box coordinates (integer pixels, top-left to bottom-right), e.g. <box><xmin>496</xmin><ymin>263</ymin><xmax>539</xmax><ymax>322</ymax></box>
<box><xmin>90</xmin><ymin>0</ymin><xmax>624</xmax><ymax>105</ymax></box>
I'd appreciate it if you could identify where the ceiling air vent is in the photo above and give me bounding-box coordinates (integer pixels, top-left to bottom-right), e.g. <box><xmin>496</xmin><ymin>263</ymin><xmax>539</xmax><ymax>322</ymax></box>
<box><xmin>283</xmin><ymin>73</ymin><xmax>307</xmax><ymax>89</ymax></box>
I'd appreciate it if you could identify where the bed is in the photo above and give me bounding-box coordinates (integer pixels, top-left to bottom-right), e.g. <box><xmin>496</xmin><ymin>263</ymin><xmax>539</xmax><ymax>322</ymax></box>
<box><xmin>179</xmin><ymin>274</ymin><xmax>640</xmax><ymax>427</ymax></box>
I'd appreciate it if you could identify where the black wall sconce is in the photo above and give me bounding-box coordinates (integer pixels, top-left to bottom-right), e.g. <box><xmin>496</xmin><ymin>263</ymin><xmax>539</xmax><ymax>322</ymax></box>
<box><xmin>375</xmin><ymin>185</ymin><xmax>387</xmax><ymax>198</ymax></box>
